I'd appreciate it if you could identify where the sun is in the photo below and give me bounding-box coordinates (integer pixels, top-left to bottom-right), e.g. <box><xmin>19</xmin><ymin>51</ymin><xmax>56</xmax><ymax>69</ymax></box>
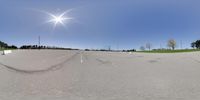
<box><xmin>54</xmin><ymin>16</ymin><xmax>64</xmax><ymax>24</ymax></box>
<box><xmin>49</xmin><ymin>15</ymin><xmax>66</xmax><ymax>25</ymax></box>
<box><xmin>45</xmin><ymin>9</ymin><xmax>73</xmax><ymax>29</ymax></box>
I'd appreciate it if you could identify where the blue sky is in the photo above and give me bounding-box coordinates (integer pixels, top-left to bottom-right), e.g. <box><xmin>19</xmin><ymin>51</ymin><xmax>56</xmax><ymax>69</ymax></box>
<box><xmin>0</xmin><ymin>0</ymin><xmax>200</xmax><ymax>50</ymax></box>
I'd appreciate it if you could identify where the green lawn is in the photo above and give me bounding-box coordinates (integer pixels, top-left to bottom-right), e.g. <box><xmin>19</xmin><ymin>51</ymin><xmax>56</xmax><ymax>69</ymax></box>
<box><xmin>138</xmin><ymin>49</ymin><xmax>200</xmax><ymax>53</ymax></box>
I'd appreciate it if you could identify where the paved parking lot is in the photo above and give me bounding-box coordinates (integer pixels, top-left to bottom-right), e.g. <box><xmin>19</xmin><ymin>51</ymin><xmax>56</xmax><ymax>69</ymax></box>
<box><xmin>0</xmin><ymin>50</ymin><xmax>200</xmax><ymax>100</ymax></box>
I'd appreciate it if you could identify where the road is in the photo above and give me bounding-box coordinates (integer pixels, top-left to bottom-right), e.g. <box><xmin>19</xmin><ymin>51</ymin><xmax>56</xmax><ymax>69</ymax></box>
<box><xmin>0</xmin><ymin>50</ymin><xmax>200</xmax><ymax>100</ymax></box>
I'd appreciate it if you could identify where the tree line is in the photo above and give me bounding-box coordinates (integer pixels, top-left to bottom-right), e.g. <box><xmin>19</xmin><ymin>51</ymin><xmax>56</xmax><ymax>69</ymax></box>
<box><xmin>140</xmin><ymin>39</ymin><xmax>200</xmax><ymax>51</ymax></box>
<box><xmin>85</xmin><ymin>48</ymin><xmax>136</xmax><ymax>52</ymax></box>
<box><xmin>20</xmin><ymin>45</ymin><xmax>79</xmax><ymax>50</ymax></box>
<box><xmin>0</xmin><ymin>40</ymin><xmax>79</xmax><ymax>50</ymax></box>
<box><xmin>0</xmin><ymin>41</ymin><xmax>17</xmax><ymax>49</ymax></box>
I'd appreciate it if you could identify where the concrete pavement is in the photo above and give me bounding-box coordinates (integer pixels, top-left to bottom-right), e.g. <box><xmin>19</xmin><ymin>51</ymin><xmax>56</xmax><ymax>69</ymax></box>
<box><xmin>0</xmin><ymin>50</ymin><xmax>200</xmax><ymax>100</ymax></box>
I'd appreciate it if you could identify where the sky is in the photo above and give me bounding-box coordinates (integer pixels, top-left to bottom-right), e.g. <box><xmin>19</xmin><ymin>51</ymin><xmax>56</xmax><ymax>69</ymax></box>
<box><xmin>0</xmin><ymin>0</ymin><xmax>200</xmax><ymax>50</ymax></box>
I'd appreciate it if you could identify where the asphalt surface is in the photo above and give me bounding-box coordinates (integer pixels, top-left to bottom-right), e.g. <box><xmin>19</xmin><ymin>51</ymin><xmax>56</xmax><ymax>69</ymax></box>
<box><xmin>0</xmin><ymin>50</ymin><xmax>200</xmax><ymax>100</ymax></box>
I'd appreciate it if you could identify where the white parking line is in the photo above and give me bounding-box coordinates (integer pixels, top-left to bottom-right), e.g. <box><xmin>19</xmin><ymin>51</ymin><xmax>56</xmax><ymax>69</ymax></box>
<box><xmin>81</xmin><ymin>54</ymin><xmax>83</xmax><ymax>64</ymax></box>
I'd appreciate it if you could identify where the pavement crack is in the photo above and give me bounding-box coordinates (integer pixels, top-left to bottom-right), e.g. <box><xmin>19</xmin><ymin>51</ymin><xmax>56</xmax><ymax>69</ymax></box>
<box><xmin>96</xmin><ymin>58</ymin><xmax>112</xmax><ymax>65</ymax></box>
<box><xmin>0</xmin><ymin>52</ymin><xmax>79</xmax><ymax>74</ymax></box>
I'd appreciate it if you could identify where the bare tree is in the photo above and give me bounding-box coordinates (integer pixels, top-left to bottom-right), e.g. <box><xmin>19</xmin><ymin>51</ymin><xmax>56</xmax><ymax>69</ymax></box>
<box><xmin>167</xmin><ymin>39</ymin><xmax>176</xmax><ymax>50</ymax></box>
<box><xmin>140</xmin><ymin>46</ymin><xmax>145</xmax><ymax>51</ymax></box>
<box><xmin>146</xmin><ymin>43</ymin><xmax>152</xmax><ymax>51</ymax></box>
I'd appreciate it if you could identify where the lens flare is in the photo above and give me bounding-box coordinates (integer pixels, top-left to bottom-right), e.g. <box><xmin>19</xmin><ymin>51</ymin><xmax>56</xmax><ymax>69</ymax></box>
<box><xmin>44</xmin><ymin>9</ymin><xmax>73</xmax><ymax>29</ymax></box>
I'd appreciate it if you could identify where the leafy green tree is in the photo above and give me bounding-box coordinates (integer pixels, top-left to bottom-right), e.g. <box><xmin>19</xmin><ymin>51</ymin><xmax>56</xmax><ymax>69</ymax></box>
<box><xmin>0</xmin><ymin>41</ymin><xmax>8</xmax><ymax>48</ymax></box>
<box><xmin>191</xmin><ymin>42</ymin><xmax>196</xmax><ymax>49</ymax></box>
<box><xmin>195</xmin><ymin>40</ymin><xmax>200</xmax><ymax>49</ymax></box>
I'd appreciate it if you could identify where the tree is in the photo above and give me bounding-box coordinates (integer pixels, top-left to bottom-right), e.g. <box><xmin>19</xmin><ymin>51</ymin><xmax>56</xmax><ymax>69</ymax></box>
<box><xmin>191</xmin><ymin>42</ymin><xmax>196</xmax><ymax>49</ymax></box>
<box><xmin>195</xmin><ymin>40</ymin><xmax>200</xmax><ymax>49</ymax></box>
<box><xmin>146</xmin><ymin>43</ymin><xmax>152</xmax><ymax>51</ymax></box>
<box><xmin>8</xmin><ymin>45</ymin><xmax>18</xmax><ymax>49</ymax></box>
<box><xmin>127</xmin><ymin>49</ymin><xmax>136</xmax><ymax>52</ymax></box>
<box><xmin>0</xmin><ymin>41</ymin><xmax>8</xmax><ymax>48</ymax></box>
<box><xmin>140</xmin><ymin>46</ymin><xmax>145</xmax><ymax>51</ymax></box>
<box><xmin>167</xmin><ymin>39</ymin><xmax>176</xmax><ymax>50</ymax></box>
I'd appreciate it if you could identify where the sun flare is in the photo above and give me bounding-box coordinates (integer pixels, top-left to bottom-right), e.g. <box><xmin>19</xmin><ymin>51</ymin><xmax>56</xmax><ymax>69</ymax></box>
<box><xmin>45</xmin><ymin>9</ymin><xmax>73</xmax><ymax>29</ymax></box>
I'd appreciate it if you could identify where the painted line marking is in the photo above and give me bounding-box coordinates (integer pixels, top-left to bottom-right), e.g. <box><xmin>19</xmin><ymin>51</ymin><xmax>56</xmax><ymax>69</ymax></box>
<box><xmin>81</xmin><ymin>54</ymin><xmax>83</xmax><ymax>64</ymax></box>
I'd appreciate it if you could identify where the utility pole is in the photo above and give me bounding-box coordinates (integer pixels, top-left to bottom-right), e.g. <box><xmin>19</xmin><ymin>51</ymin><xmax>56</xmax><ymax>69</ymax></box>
<box><xmin>108</xmin><ymin>45</ymin><xmax>111</xmax><ymax>51</ymax></box>
<box><xmin>180</xmin><ymin>40</ymin><xmax>182</xmax><ymax>49</ymax></box>
<box><xmin>160</xmin><ymin>44</ymin><xmax>162</xmax><ymax>49</ymax></box>
<box><xmin>116</xmin><ymin>43</ymin><xmax>119</xmax><ymax>51</ymax></box>
<box><xmin>38</xmin><ymin>36</ymin><xmax>40</xmax><ymax>50</ymax></box>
